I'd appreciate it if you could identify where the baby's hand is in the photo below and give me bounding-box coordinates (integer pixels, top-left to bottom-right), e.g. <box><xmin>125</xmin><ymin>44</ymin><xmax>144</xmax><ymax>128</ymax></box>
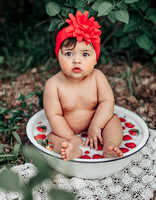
<box><xmin>85</xmin><ymin>125</ymin><xmax>103</xmax><ymax>149</ymax></box>
<box><xmin>70</xmin><ymin>135</ymin><xmax>84</xmax><ymax>146</ymax></box>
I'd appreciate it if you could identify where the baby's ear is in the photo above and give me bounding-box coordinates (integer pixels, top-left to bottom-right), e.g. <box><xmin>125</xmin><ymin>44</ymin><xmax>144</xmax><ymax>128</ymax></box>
<box><xmin>94</xmin><ymin>61</ymin><xmax>97</xmax><ymax>66</ymax></box>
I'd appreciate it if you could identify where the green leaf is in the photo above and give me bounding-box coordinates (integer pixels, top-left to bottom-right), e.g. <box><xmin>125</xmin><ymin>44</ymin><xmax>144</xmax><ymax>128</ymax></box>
<box><xmin>123</xmin><ymin>19</ymin><xmax>138</xmax><ymax>32</ymax></box>
<box><xmin>108</xmin><ymin>11</ymin><xmax>117</xmax><ymax>23</ymax></box>
<box><xmin>0</xmin><ymin>56</ymin><xmax>4</xmax><ymax>64</ymax></box>
<box><xmin>145</xmin><ymin>8</ymin><xmax>156</xmax><ymax>17</ymax></box>
<box><xmin>136</xmin><ymin>0</ymin><xmax>149</xmax><ymax>12</ymax></box>
<box><xmin>12</xmin><ymin>131</ymin><xmax>22</xmax><ymax>144</ymax></box>
<box><xmin>49</xmin><ymin>189</ymin><xmax>75</xmax><ymax>200</ymax></box>
<box><xmin>148</xmin><ymin>15</ymin><xmax>156</xmax><ymax>24</ymax></box>
<box><xmin>46</xmin><ymin>2</ymin><xmax>61</xmax><ymax>17</ymax></box>
<box><xmin>124</xmin><ymin>0</ymin><xmax>139</xmax><ymax>3</ymax></box>
<box><xmin>75</xmin><ymin>0</ymin><xmax>86</xmax><ymax>9</ymax></box>
<box><xmin>13</xmin><ymin>143</ymin><xmax>21</xmax><ymax>159</ymax></box>
<box><xmin>0</xmin><ymin>170</ymin><xmax>22</xmax><ymax>191</ymax></box>
<box><xmin>48</xmin><ymin>18</ymin><xmax>60</xmax><ymax>32</ymax></box>
<box><xmin>98</xmin><ymin>2</ymin><xmax>114</xmax><ymax>16</ymax></box>
<box><xmin>117</xmin><ymin>2</ymin><xmax>128</xmax><ymax>10</ymax></box>
<box><xmin>136</xmin><ymin>34</ymin><xmax>153</xmax><ymax>50</ymax></box>
<box><xmin>119</xmin><ymin>37</ymin><xmax>131</xmax><ymax>49</ymax></box>
<box><xmin>114</xmin><ymin>9</ymin><xmax>129</xmax><ymax>24</ymax></box>
<box><xmin>92</xmin><ymin>0</ymin><xmax>105</xmax><ymax>12</ymax></box>
<box><xmin>147</xmin><ymin>43</ymin><xmax>155</xmax><ymax>55</ymax></box>
<box><xmin>58</xmin><ymin>21</ymin><xmax>66</xmax><ymax>30</ymax></box>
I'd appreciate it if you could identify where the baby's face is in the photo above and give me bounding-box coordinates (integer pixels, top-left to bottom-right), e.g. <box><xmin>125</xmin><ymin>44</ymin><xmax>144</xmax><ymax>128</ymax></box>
<box><xmin>58</xmin><ymin>41</ymin><xmax>97</xmax><ymax>81</ymax></box>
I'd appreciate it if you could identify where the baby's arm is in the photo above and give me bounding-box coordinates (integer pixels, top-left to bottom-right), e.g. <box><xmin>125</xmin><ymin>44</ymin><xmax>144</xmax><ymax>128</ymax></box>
<box><xmin>85</xmin><ymin>69</ymin><xmax>115</xmax><ymax>149</ymax></box>
<box><xmin>43</xmin><ymin>77</ymin><xmax>75</xmax><ymax>141</ymax></box>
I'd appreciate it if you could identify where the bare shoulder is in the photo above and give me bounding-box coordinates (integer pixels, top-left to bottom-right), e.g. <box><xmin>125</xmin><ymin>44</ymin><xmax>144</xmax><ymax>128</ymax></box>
<box><xmin>93</xmin><ymin>69</ymin><xmax>107</xmax><ymax>81</ymax></box>
<box><xmin>44</xmin><ymin>71</ymin><xmax>63</xmax><ymax>90</ymax></box>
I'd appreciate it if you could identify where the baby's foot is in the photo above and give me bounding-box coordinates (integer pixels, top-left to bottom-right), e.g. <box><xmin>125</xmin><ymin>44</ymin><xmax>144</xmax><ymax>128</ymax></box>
<box><xmin>103</xmin><ymin>143</ymin><xmax>123</xmax><ymax>158</ymax></box>
<box><xmin>61</xmin><ymin>141</ymin><xmax>82</xmax><ymax>161</ymax></box>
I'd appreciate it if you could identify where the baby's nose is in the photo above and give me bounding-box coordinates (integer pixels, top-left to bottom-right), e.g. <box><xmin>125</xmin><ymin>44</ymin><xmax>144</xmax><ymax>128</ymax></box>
<box><xmin>73</xmin><ymin>55</ymin><xmax>81</xmax><ymax>63</ymax></box>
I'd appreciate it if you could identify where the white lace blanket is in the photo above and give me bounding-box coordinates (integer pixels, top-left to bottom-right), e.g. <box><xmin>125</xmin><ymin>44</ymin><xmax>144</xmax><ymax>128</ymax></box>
<box><xmin>0</xmin><ymin>129</ymin><xmax>156</xmax><ymax>200</ymax></box>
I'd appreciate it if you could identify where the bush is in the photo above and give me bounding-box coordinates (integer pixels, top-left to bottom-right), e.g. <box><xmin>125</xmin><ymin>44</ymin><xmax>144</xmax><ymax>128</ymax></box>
<box><xmin>46</xmin><ymin>0</ymin><xmax>156</xmax><ymax>65</ymax></box>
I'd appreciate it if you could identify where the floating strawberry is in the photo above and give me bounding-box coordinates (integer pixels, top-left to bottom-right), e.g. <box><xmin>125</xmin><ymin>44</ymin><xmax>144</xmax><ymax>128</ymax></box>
<box><xmin>92</xmin><ymin>154</ymin><xmax>104</xmax><ymax>159</ymax></box>
<box><xmin>36</xmin><ymin>125</ymin><xmax>47</xmax><ymax>132</ymax></box>
<box><xmin>97</xmin><ymin>144</ymin><xmax>103</xmax><ymax>151</ymax></box>
<box><xmin>129</xmin><ymin>129</ymin><xmax>139</xmax><ymax>136</ymax></box>
<box><xmin>123</xmin><ymin>135</ymin><xmax>132</xmax><ymax>141</ymax></box>
<box><xmin>119</xmin><ymin>118</ymin><xmax>126</xmax><ymax>122</ymax></box>
<box><xmin>125</xmin><ymin>122</ymin><xmax>135</xmax><ymax>128</ymax></box>
<box><xmin>35</xmin><ymin>134</ymin><xmax>46</xmax><ymax>140</ymax></box>
<box><xmin>81</xmin><ymin>155</ymin><xmax>91</xmax><ymax>159</ymax></box>
<box><xmin>46</xmin><ymin>143</ymin><xmax>54</xmax><ymax>151</ymax></box>
<box><xmin>37</xmin><ymin>122</ymin><xmax>42</xmax><ymax>124</ymax></box>
<box><xmin>81</xmin><ymin>133</ymin><xmax>88</xmax><ymax>138</ymax></box>
<box><xmin>125</xmin><ymin>142</ymin><xmax>136</xmax><ymax>148</ymax></box>
<box><xmin>120</xmin><ymin>148</ymin><xmax>129</xmax><ymax>153</ymax></box>
<box><xmin>84</xmin><ymin>151</ymin><xmax>90</xmax><ymax>154</ymax></box>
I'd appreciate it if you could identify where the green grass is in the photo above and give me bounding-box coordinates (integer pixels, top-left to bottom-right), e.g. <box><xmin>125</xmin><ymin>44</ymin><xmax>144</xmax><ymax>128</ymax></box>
<box><xmin>0</xmin><ymin>87</ymin><xmax>43</xmax><ymax>167</ymax></box>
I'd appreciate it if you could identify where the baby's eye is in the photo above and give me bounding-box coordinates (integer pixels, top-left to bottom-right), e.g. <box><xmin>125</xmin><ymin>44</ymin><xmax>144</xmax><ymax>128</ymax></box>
<box><xmin>65</xmin><ymin>52</ymin><xmax>72</xmax><ymax>56</ymax></box>
<box><xmin>83</xmin><ymin>52</ymin><xmax>89</xmax><ymax>57</ymax></box>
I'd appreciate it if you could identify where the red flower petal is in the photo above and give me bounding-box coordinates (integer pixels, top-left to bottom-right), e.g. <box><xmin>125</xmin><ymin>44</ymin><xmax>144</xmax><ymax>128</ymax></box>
<box><xmin>97</xmin><ymin>144</ymin><xmax>103</xmax><ymax>151</ymax></box>
<box><xmin>81</xmin><ymin>133</ymin><xmax>88</xmax><ymax>137</ymax></box>
<box><xmin>125</xmin><ymin>142</ymin><xmax>136</xmax><ymax>148</ymax></box>
<box><xmin>125</xmin><ymin>122</ymin><xmax>135</xmax><ymax>128</ymax></box>
<box><xmin>81</xmin><ymin>155</ymin><xmax>91</xmax><ymax>159</ymax></box>
<box><xmin>120</xmin><ymin>148</ymin><xmax>129</xmax><ymax>153</ymax></box>
<box><xmin>84</xmin><ymin>151</ymin><xmax>90</xmax><ymax>154</ymax></box>
<box><xmin>123</xmin><ymin>135</ymin><xmax>133</xmax><ymax>141</ymax></box>
<box><xmin>92</xmin><ymin>154</ymin><xmax>104</xmax><ymax>159</ymax></box>
<box><xmin>119</xmin><ymin>118</ymin><xmax>126</xmax><ymax>122</ymax></box>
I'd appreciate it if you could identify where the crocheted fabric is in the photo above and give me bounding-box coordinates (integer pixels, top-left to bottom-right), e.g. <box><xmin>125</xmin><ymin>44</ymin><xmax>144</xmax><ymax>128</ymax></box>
<box><xmin>0</xmin><ymin>129</ymin><xmax>155</xmax><ymax>200</ymax></box>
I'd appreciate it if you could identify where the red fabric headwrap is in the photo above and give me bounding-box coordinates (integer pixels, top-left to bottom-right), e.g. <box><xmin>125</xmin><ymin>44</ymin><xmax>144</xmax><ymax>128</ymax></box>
<box><xmin>55</xmin><ymin>11</ymin><xmax>102</xmax><ymax>61</ymax></box>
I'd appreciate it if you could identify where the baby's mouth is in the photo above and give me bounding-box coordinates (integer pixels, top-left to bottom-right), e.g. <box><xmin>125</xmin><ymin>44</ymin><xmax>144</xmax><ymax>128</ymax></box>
<box><xmin>72</xmin><ymin>67</ymin><xmax>82</xmax><ymax>73</ymax></box>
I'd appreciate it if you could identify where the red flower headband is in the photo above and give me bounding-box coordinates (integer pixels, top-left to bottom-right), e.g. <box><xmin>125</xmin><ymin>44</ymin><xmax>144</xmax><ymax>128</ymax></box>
<box><xmin>55</xmin><ymin>11</ymin><xmax>102</xmax><ymax>61</ymax></box>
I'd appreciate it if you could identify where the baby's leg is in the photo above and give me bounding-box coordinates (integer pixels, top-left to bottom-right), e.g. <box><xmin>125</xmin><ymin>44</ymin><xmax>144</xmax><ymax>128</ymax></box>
<box><xmin>102</xmin><ymin>115</ymin><xmax>123</xmax><ymax>158</ymax></box>
<box><xmin>47</xmin><ymin>133</ymin><xmax>82</xmax><ymax>161</ymax></box>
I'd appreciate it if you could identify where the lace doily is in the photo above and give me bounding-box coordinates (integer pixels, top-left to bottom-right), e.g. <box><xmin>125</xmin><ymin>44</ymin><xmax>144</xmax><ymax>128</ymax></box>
<box><xmin>0</xmin><ymin>129</ymin><xmax>156</xmax><ymax>200</ymax></box>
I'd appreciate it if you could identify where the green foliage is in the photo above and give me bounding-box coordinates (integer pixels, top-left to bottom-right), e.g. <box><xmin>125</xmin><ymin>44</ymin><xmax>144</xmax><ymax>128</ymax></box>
<box><xmin>0</xmin><ymin>1</ymin><xmax>54</xmax><ymax>77</ymax></box>
<box><xmin>0</xmin><ymin>146</ymin><xmax>75</xmax><ymax>200</ymax></box>
<box><xmin>46</xmin><ymin>0</ymin><xmax>156</xmax><ymax>65</ymax></box>
<box><xmin>0</xmin><ymin>87</ymin><xmax>43</xmax><ymax>166</ymax></box>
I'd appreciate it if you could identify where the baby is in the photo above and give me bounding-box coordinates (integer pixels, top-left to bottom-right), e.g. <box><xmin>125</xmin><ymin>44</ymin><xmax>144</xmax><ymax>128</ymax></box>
<box><xmin>43</xmin><ymin>11</ymin><xmax>123</xmax><ymax>161</ymax></box>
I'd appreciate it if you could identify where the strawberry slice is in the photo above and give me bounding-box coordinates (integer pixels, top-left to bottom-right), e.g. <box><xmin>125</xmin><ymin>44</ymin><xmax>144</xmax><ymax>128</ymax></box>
<box><xmin>120</xmin><ymin>148</ymin><xmax>129</xmax><ymax>153</ymax></box>
<box><xmin>35</xmin><ymin>134</ymin><xmax>46</xmax><ymax>140</ymax></box>
<box><xmin>125</xmin><ymin>142</ymin><xmax>136</xmax><ymax>148</ymax></box>
<box><xmin>36</xmin><ymin>125</ymin><xmax>47</xmax><ymax>132</ymax></box>
<box><xmin>119</xmin><ymin>118</ymin><xmax>126</xmax><ymax>122</ymax></box>
<box><xmin>129</xmin><ymin>129</ymin><xmax>139</xmax><ymax>136</ymax></box>
<box><xmin>81</xmin><ymin>155</ymin><xmax>91</xmax><ymax>159</ymax></box>
<box><xmin>97</xmin><ymin>144</ymin><xmax>103</xmax><ymax>151</ymax></box>
<box><xmin>123</xmin><ymin>135</ymin><xmax>132</xmax><ymax>141</ymax></box>
<box><xmin>81</xmin><ymin>133</ymin><xmax>88</xmax><ymax>138</ymax></box>
<box><xmin>122</xmin><ymin>126</ymin><xmax>125</xmax><ymax>130</ymax></box>
<box><xmin>84</xmin><ymin>151</ymin><xmax>90</xmax><ymax>154</ymax></box>
<box><xmin>125</xmin><ymin>122</ymin><xmax>135</xmax><ymax>128</ymax></box>
<box><xmin>46</xmin><ymin>145</ymin><xmax>53</xmax><ymax>151</ymax></box>
<box><xmin>92</xmin><ymin>154</ymin><xmax>104</xmax><ymax>159</ymax></box>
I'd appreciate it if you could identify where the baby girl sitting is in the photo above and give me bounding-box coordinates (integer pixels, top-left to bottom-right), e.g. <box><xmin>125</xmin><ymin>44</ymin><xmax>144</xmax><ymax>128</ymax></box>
<box><xmin>43</xmin><ymin>11</ymin><xmax>123</xmax><ymax>161</ymax></box>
